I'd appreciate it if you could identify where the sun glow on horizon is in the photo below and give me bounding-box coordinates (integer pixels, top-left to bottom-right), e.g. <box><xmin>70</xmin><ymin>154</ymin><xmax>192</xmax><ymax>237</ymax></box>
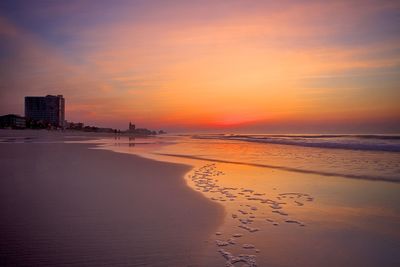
<box><xmin>0</xmin><ymin>0</ymin><xmax>399</xmax><ymax>132</ymax></box>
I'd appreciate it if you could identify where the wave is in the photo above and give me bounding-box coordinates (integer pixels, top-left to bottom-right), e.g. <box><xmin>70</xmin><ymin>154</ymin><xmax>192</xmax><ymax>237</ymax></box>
<box><xmin>155</xmin><ymin>152</ymin><xmax>400</xmax><ymax>183</ymax></box>
<box><xmin>233</xmin><ymin>134</ymin><xmax>400</xmax><ymax>140</ymax></box>
<box><xmin>193</xmin><ymin>134</ymin><xmax>400</xmax><ymax>152</ymax></box>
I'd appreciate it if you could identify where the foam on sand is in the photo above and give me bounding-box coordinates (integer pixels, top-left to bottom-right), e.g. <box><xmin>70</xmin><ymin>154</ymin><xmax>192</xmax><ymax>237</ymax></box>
<box><xmin>186</xmin><ymin>163</ymin><xmax>315</xmax><ymax>266</ymax></box>
<box><xmin>218</xmin><ymin>249</ymin><xmax>257</xmax><ymax>267</ymax></box>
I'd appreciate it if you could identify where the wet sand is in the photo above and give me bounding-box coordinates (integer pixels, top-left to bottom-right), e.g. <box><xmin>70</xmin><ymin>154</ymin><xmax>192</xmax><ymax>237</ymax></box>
<box><xmin>185</xmin><ymin>163</ymin><xmax>400</xmax><ymax>267</ymax></box>
<box><xmin>101</xmin><ymin>135</ymin><xmax>400</xmax><ymax>267</ymax></box>
<box><xmin>2</xmin><ymin>131</ymin><xmax>399</xmax><ymax>266</ymax></box>
<box><xmin>0</xmin><ymin>139</ymin><xmax>224</xmax><ymax>266</ymax></box>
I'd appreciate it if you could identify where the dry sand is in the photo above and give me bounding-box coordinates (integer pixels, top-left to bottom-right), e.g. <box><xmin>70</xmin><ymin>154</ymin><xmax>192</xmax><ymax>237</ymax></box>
<box><xmin>0</xmin><ymin>138</ymin><xmax>224</xmax><ymax>266</ymax></box>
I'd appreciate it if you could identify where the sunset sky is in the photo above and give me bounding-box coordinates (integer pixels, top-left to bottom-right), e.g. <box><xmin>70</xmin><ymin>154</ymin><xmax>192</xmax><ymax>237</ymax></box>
<box><xmin>0</xmin><ymin>0</ymin><xmax>399</xmax><ymax>133</ymax></box>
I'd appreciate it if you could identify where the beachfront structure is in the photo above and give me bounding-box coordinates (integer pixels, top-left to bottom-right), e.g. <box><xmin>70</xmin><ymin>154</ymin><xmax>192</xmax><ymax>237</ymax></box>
<box><xmin>0</xmin><ymin>114</ymin><xmax>26</xmax><ymax>129</ymax></box>
<box><xmin>25</xmin><ymin>95</ymin><xmax>65</xmax><ymax>128</ymax></box>
<box><xmin>129</xmin><ymin>122</ymin><xmax>136</xmax><ymax>131</ymax></box>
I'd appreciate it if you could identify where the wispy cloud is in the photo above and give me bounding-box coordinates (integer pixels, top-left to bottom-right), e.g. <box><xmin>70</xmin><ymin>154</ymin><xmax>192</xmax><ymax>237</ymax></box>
<box><xmin>0</xmin><ymin>0</ymin><xmax>399</xmax><ymax>132</ymax></box>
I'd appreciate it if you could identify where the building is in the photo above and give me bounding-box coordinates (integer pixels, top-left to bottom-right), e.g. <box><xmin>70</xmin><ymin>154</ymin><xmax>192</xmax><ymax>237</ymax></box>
<box><xmin>66</xmin><ymin>121</ymin><xmax>84</xmax><ymax>130</ymax></box>
<box><xmin>0</xmin><ymin>114</ymin><xmax>26</xmax><ymax>129</ymax></box>
<box><xmin>129</xmin><ymin>122</ymin><xmax>136</xmax><ymax>131</ymax></box>
<box><xmin>25</xmin><ymin>95</ymin><xmax>65</xmax><ymax>128</ymax></box>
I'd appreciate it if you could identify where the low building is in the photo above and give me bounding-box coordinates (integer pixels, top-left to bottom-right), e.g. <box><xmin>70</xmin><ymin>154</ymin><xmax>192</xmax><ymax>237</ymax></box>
<box><xmin>67</xmin><ymin>122</ymin><xmax>84</xmax><ymax>130</ymax></box>
<box><xmin>125</xmin><ymin>122</ymin><xmax>157</xmax><ymax>135</ymax></box>
<box><xmin>97</xmin><ymin>127</ymin><xmax>115</xmax><ymax>133</ymax></box>
<box><xmin>128</xmin><ymin>122</ymin><xmax>136</xmax><ymax>132</ymax></box>
<box><xmin>0</xmin><ymin>114</ymin><xmax>26</xmax><ymax>129</ymax></box>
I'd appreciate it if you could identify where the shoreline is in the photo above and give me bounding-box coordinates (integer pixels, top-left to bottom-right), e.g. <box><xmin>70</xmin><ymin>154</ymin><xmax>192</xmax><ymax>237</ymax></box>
<box><xmin>1</xmin><ymin>130</ymin><xmax>399</xmax><ymax>266</ymax></box>
<box><xmin>0</xmin><ymin>138</ymin><xmax>225</xmax><ymax>266</ymax></box>
<box><xmin>154</xmin><ymin>152</ymin><xmax>400</xmax><ymax>183</ymax></box>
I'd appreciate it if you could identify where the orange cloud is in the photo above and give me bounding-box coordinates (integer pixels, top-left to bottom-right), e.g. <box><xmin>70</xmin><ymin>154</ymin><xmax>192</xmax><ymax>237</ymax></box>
<box><xmin>1</xmin><ymin>0</ymin><xmax>399</xmax><ymax>132</ymax></box>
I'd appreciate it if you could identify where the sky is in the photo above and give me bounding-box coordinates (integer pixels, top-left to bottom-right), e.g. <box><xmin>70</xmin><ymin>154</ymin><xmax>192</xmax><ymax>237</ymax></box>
<box><xmin>0</xmin><ymin>0</ymin><xmax>399</xmax><ymax>133</ymax></box>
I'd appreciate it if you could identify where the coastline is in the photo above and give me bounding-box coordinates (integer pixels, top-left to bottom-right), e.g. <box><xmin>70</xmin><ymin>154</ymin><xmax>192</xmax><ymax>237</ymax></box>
<box><xmin>0</xmin><ymin>136</ymin><xmax>225</xmax><ymax>266</ymax></box>
<box><xmin>2</xmin><ymin>130</ymin><xmax>399</xmax><ymax>266</ymax></box>
<box><xmin>100</xmin><ymin>133</ymin><xmax>400</xmax><ymax>267</ymax></box>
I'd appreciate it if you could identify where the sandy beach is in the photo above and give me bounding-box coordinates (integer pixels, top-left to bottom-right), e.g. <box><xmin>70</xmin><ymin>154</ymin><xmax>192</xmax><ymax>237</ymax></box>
<box><xmin>0</xmin><ymin>132</ymin><xmax>224</xmax><ymax>266</ymax></box>
<box><xmin>103</xmin><ymin>133</ymin><xmax>400</xmax><ymax>267</ymax></box>
<box><xmin>1</xmin><ymin>131</ymin><xmax>399</xmax><ymax>267</ymax></box>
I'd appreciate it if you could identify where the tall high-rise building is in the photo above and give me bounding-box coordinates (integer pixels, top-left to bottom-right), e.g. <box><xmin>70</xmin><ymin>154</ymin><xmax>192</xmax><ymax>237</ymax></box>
<box><xmin>25</xmin><ymin>95</ymin><xmax>65</xmax><ymax>127</ymax></box>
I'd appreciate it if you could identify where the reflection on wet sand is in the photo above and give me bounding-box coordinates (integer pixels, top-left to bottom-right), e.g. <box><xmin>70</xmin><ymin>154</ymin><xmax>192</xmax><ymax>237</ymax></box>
<box><xmin>99</xmin><ymin>135</ymin><xmax>400</xmax><ymax>267</ymax></box>
<box><xmin>188</xmin><ymin>163</ymin><xmax>314</xmax><ymax>266</ymax></box>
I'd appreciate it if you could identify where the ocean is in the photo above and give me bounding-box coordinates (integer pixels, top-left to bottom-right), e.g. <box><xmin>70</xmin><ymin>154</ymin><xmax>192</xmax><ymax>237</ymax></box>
<box><xmin>147</xmin><ymin>134</ymin><xmax>400</xmax><ymax>182</ymax></box>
